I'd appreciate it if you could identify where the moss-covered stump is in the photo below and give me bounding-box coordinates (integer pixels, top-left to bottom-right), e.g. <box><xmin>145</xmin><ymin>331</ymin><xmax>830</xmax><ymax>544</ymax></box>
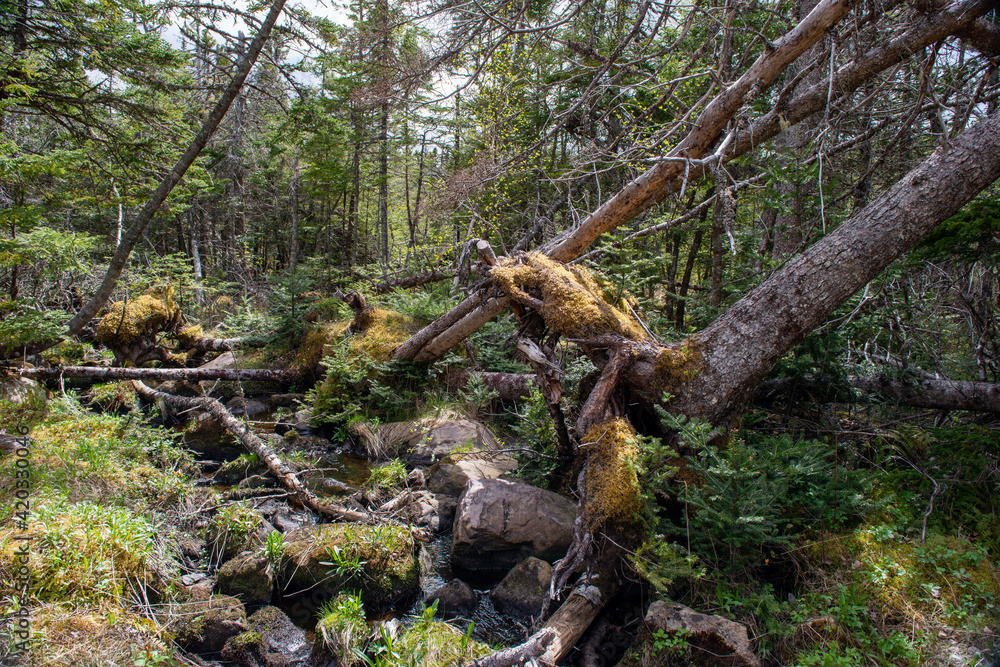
<box><xmin>221</xmin><ymin>606</ymin><xmax>310</xmax><ymax>667</ymax></box>
<box><xmin>217</xmin><ymin>551</ymin><xmax>274</xmax><ymax>606</ymax></box>
<box><xmin>166</xmin><ymin>594</ymin><xmax>248</xmax><ymax>655</ymax></box>
<box><xmin>451</xmin><ymin>478</ymin><xmax>577</xmax><ymax>574</ymax></box>
<box><xmin>278</xmin><ymin>523</ymin><xmax>419</xmax><ymax>613</ymax></box>
<box><xmin>489</xmin><ymin>557</ymin><xmax>552</xmax><ymax>620</ymax></box>
<box><xmin>94</xmin><ymin>286</ymin><xmax>181</xmax><ymax>366</ymax></box>
<box><xmin>619</xmin><ymin>600</ymin><xmax>760</xmax><ymax>667</ymax></box>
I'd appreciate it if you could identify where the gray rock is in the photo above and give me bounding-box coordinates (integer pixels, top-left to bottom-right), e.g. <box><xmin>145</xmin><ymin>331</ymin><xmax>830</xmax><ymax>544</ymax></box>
<box><xmin>270</xmin><ymin>393</ymin><xmax>305</xmax><ymax>408</ymax></box>
<box><xmin>226</xmin><ymin>397</ymin><xmax>268</xmax><ymax>416</ymax></box>
<box><xmin>222</xmin><ymin>606</ymin><xmax>311</xmax><ymax>667</ymax></box>
<box><xmin>426</xmin><ymin>579</ymin><xmax>477</xmax><ymax>617</ymax></box>
<box><xmin>0</xmin><ymin>376</ymin><xmax>46</xmax><ymax>406</ymax></box>
<box><xmin>407</xmin><ymin>491</ymin><xmax>458</xmax><ymax>533</ymax></box>
<box><xmin>401</xmin><ymin>419</ymin><xmax>498</xmax><ymax>465</ymax></box>
<box><xmin>428</xmin><ymin>454</ymin><xmax>518</xmax><ymax>497</ymax></box>
<box><xmin>489</xmin><ymin>557</ymin><xmax>552</xmax><ymax>619</ymax></box>
<box><xmin>451</xmin><ymin>479</ymin><xmax>577</xmax><ymax>573</ymax></box>
<box><xmin>217</xmin><ymin>551</ymin><xmax>274</xmax><ymax>606</ymax></box>
<box><xmin>622</xmin><ymin>600</ymin><xmax>760</xmax><ymax>667</ymax></box>
<box><xmin>168</xmin><ymin>594</ymin><xmax>247</xmax><ymax>655</ymax></box>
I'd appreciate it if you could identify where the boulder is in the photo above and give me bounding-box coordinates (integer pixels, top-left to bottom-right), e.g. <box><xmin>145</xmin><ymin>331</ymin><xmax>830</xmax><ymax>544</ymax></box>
<box><xmin>278</xmin><ymin>523</ymin><xmax>419</xmax><ymax>613</ymax></box>
<box><xmin>168</xmin><ymin>594</ymin><xmax>247</xmax><ymax>655</ymax></box>
<box><xmin>489</xmin><ymin>557</ymin><xmax>552</xmax><ymax>619</ymax></box>
<box><xmin>270</xmin><ymin>393</ymin><xmax>305</xmax><ymax>408</ymax></box>
<box><xmin>425</xmin><ymin>579</ymin><xmax>478</xmax><ymax>617</ymax></box>
<box><xmin>400</xmin><ymin>419</ymin><xmax>498</xmax><ymax>465</ymax></box>
<box><xmin>428</xmin><ymin>454</ymin><xmax>518</xmax><ymax>497</ymax></box>
<box><xmin>620</xmin><ymin>600</ymin><xmax>760</xmax><ymax>667</ymax></box>
<box><xmin>0</xmin><ymin>376</ymin><xmax>46</xmax><ymax>407</ymax></box>
<box><xmin>221</xmin><ymin>606</ymin><xmax>311</xmax><ymax>667</ymax></box>
<box><xmin>451</xmin><ymin>479</ymin><xmax>577</xmax><ymax>573</ymax></box>
<box><xmin>217</xmin><ymin>551</ymin><xmax>274</xmax><ymax>606</ymax></box>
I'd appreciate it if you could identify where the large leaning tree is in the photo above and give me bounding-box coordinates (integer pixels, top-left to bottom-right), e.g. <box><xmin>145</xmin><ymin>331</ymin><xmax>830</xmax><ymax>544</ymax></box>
<box><xmin>381</xmin><ymin>0</ymin><xmax>1000</xmax><ymax>655</ymax></box>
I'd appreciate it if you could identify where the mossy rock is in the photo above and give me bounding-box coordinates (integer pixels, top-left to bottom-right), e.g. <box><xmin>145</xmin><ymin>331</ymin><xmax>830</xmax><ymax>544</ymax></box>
<box><xmin>221</xmin><ymin>606</ymin><xmax>310</xmax><ymax>667</ymax></box>
<box><xmin>313</xmin><ymin>593</ymin><xmax>369</xmax><ymax>667</ymax></box>
<box><xmin>217</xmin><ymin>550</ymin><xmax>274</xmax><ymax>606</ymax></box>
<box><xmin>166</xmin><ymin>594</ymin><xmax>248</xmax><ymax>655</ymax></box>
<box><xmin>205</xmin><ymin>504</ymin><xmax>275</xmax><ymax>565</ymax></box>
<box><xmin>278</xmin><ymin>523</ymin><xmax>419</xmax><ymax>612</ymax></box>
<box><xmin>489</xmin><ymin>557</ymin><xmax>552</xmax><ymax>619</ymax></box>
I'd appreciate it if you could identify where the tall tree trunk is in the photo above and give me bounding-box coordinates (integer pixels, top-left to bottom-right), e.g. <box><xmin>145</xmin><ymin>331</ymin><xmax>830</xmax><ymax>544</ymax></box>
<box><xmin>57</xmin><ymin>0</ymin><xmax>289</xmax><ymax>343</ymax></box>
<box><xmin>378</xmin><ymin>101</ymin><xmax>390</xmax><ymax>268</ymax></box>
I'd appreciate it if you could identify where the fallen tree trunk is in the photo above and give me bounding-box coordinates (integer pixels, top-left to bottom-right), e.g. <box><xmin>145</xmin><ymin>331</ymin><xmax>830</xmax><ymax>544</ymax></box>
<box><xmin>373</xmin><ymin>269</ymin><xmax>451</xmax><ymax>294</ymax></box>
<box><xmin>464</xmin><ymin>628</ymin><xmax>555</xmax><ymax>667</ymax></box>
<box><xmin>443</xmin><ymin>370</ymin><xmax>532</xmax><ymax>401</ymax></box>
<box><xmin>181</xmin><ymin>336</ymin><xmax>266</xmax><ymax>352</ymax></box>
<box><xmin>757</xmin><ymin>373</ymin><xmax>1000</xmax><ymax>413</ymax></box>
<box><xmin>131</xmin><ymin>381</ymin><xmax>370</xmax><ymax>522</ymax></box>
<box><xmin>538</xmin><ymin>577</ymin><xmax>619</xmax><ymax>666</ymax></box>
<box><xmin>18</xmin><ymin>365</ymin><xmax>297</xmax><ymax>383</ymax></box>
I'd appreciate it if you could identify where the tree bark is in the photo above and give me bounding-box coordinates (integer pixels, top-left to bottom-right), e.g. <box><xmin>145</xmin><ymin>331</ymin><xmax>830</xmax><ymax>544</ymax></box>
<box><xmin>131</xmin><ymin>381</ymin><xmax>370</xmax><ymax>522</ymax></box>
<box><xmin>18</xmin><ymin>365</ymin><xmax>296</xmax><ymax>383</ymax></box>
<box><xmin>640</xmin><ymin>109</ymin><xmax>1000</xmax><ymax>423</ymax></box>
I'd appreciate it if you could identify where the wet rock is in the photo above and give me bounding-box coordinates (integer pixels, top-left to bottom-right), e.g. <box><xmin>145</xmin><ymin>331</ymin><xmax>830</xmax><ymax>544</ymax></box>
<box><xmin>218</xmin><ymin>551</ymin><xmax>274</xmax><ymax>606</ymax></box>
<box><xmin>426</xmin><ymin>579</ymin><xmax>477</xmax><ymax>617</ymax></box>
<box><xmin>168</xmin><ymin>594</ymin><xmax>248</xmax><ymax>655</ymax></box>
<box><xmin>278</xmin><ymin>523</ymin><xmax>419</xmax><ymax>613</ymax></box>
<box><xmin>407</xmin><ymin>467</ymin><xmax>427</xmax><ymax>488</ymax></box>
<box><xmin>221</xmin><ymin>606</ymin><xmax>311</xmax><ymax>667</ymax></box>
<box><xmin>226</xmin><ymin>397</ymin><xmax>268</xmax><ymax>417</ymax></box>
<box><xmin>452</xmin><ymin>478</ymin><xmax>577</xmax><ymax>573</ymax></box>
<box><xmin>407</xmin><ymin>490</ymin><xmax>457</xmax><ymax>533</ymax></box>
<box><xmin>428</xmin><ymin>454</ymin><xmax>518</xmax><ymax>497</ymax></box>
<box><xmin>238</xmin><ymin>473</ymin><xmax>278</xmax><ymax>489</ymax></box>
<box><xmin>400</xmin><ymin>419</ymin><xmax>499</xmax><ymax>465</ymax></box>
<box><xmin>270</xmin><ymin>393</ymin><xmax>304</xmax><ymax>408</ymax></box>
<box><xmin>620</xmin><ymin>600</ymin><xmax>760</xmax><ymax>667</ymax></box>
<box><xmin>490</xmin><ymin>557</ymin><xmax>552</xmax><ymax>620</ymax></box>
<box><xmin>319</xmin><ymin>478</ymin><xmax>353</xmax><ymax>494</ymax></box>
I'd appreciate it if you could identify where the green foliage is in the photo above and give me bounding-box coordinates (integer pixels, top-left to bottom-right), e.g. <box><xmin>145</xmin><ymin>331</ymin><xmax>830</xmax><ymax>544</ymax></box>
<box><xmin>506</xmin><ymin>385</ymin><xmax>561</xmax><ymax>488</ymax></box>
<box><xmin>0</xmin><ymin>300</ymin><xmax>70</xmax><ymax>350</ymax></box>
<box><xmin>658</xmin><ymin>411</ymin><xmax>877</xmax><ymax>570</ymax></box>
<box><xmin>363</xmin><ymin>459</ymin><xmax>407</xmax><ymax>493</ymax></box>
<box><xmin>316</xmin><ymin>593</ymin><xmax>369</xmax><ymax>667</ymax></box>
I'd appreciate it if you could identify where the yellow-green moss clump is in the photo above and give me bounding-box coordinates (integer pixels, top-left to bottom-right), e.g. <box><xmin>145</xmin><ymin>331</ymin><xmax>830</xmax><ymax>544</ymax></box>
<box><xmin>582</xmin><ymin>418</ymin><xmax>643</xmax><ymax>530</ymax></box>
<box><xmin>349</xmin><ymin>307</ymin><xmax>420</xmax><ymax>360</ymax></box>
<box><xmin>491</xmin><ymin>253</ymin><xmax>648</xmax><ymax>341</ymax></box>
<box><xmin>279</xmin><ymin>523</ymin><xmax>419</xmax><ymax>611</ymax></box>
<box><xmin>95</xmin><ymin>286</ymin><xmax>180</xmax><ymax>347</ymax></box>
<box><xmin>295</xmin><ymin>321</ymin><xmax>351</xmax><ymax>373</ymax></box>
<box><xmin>15</xmin><ymin>602</ymin><xmax>171</xmax><ymax>667</ymax></box>
<box><xmin>175</xmin><ymin>324</ymin><xmax>204</xmax><ymax>348</ymax></box>
<box><xmin>392</xmin><ymin>617</ymin><xmax>493</xmax><ymax>666</ymax></box>
<box><xmin>653</xmin><ymin>341</ymin><xmax>704</xmax><ymax>397</ymax></box>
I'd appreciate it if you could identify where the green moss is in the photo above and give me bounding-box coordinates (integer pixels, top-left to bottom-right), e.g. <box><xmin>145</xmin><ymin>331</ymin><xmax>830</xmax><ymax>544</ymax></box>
<box><xmin>16</xmin><ymin>602</ymin><xmax>173</xmax><ymax>667</ymax></box>
<box><xmin>653</xmin><ymin>341</ymin><xmax>703</xmax><ymax>397</ymax></box>
<box><xmin>315</xmin><ymin>593</ymin><xmax>368</xmax><ymax>667</ymax></box>
<box><xmin>94</xmin><ymin>287</ymin><xmax>180</xmax><ymax>348</ymax></box>
<box><xmin>205</xmin><ymin>502</ymin><xmax>266</xmax><ymax>564</ymax></box>
<box><xmin>491</xmin><ymin>253</ymin><xmax>648</xmax><ymax>341</ymax></box>
<box><xmin>582</xmin><ymin>418</ymin><xmax>643</xmax><ymax>531</ymax></box>
<box><xmin>392</xmin><ymin>616</ymin><xmax>492</xmax><ymax>667</ymax></box>
<box><xmin>280</xmin><ymin>523</ymin><xmax>419</xmax><ymax>611</ymax></box>
<box><xmin>363</xmin><ymin>459</ymin><xmax>407</xmax><ymax>493</ymax></box>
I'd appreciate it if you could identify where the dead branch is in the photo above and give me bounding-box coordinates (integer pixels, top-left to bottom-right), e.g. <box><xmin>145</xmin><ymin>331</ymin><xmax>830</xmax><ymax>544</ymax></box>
<box><xmin>131</xmin><ymin>381</ymin><xmax>371</xmax><ymax>522</ymax></box>
<box><xmin>17</xmin><ymin>365</ymin><xmax>296</xmax><ymax>383</ymax></box>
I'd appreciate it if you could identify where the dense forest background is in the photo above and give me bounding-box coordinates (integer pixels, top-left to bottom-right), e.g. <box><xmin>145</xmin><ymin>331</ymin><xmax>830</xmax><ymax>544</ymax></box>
<box><xmin>2</xmin><ymin>0</ymin><xmax>1000</xmax><ymax>665</ymax></box>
